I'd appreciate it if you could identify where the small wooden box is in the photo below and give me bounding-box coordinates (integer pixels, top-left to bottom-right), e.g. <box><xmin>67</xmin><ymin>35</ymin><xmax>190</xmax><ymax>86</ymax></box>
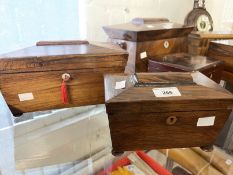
<box><xmin>0</xmin><ymin>41</ymin><xmax>128</xmax><ymax>115</ymax></box>
<box><xmin>103</xmin><ymin>18</ymin><xmax>193</xmax><ymax>73</ymax></box>
<box><xmin>148</xmin><ymin>53</ymin><xmax>224</xmax><ymax>83</ymax></box>
<box><xmin>104</xmin><ymin>72</ymin><xmax>233</xmax><ymax>152</ymax></box>
<box><xmin>207</xmin><ymin>40</ymin><xmax>233</xmax><ymax>85</ymax></box>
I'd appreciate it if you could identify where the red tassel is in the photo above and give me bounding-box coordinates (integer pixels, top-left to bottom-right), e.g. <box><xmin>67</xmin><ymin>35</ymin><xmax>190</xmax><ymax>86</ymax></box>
<box><xmin>61</xmin><ymin>80</ymin><xmax>69</xmax><ymax>104</ymax></box>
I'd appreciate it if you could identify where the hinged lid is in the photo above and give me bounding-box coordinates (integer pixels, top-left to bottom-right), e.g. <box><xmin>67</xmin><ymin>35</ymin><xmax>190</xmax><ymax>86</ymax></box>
<box><xmin>105</xmin><ymin>72</ymin><xmax>233</xmax><ymax>113</ymax></box>
<box><xmin>149</xmin><ymin>53</ymin><xmax>223</xmax><ymax>71</ymax></box>
<box><xmin>103</xmin><ymin>18</ymin><xmax>194</xmax><ymax>42</ymax></box>
<box><xmin>0</xmin><ymin>41</ymin><xmax>128</xmax><ymax>74</ymax></box>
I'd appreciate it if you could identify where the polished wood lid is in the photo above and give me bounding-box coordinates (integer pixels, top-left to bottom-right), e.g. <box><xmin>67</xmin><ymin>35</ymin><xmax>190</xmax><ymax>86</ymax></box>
<box><xmin>105</xmin><ymin>72</ymin><xmax>233</xmax><ymax>113</ymax></box>
<box><xmin>103</xmin><ymin>18</ymin><xmax>193</xmax><ymax>41</ymax></box>
<box><xmin>0</xmin><ymin>42</ymin><xmax>128</xmax><ymax>73</ymax></box>
<box><xmin>149</xmin><ymin>53</ymin><xmax>223</xmax><ymax>71</ymax></box>
<box><xmin>0</xmin><ymin>43</ymin><xmax>127</xmax><ymax>59</ymax></box>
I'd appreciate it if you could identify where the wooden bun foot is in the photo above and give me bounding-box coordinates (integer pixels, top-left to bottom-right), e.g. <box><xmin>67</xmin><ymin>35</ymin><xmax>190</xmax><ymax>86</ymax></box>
<box><xmin>112</xmin><ymin>150</ymin><xmax>124</xmax><ymax>156</ymax></box>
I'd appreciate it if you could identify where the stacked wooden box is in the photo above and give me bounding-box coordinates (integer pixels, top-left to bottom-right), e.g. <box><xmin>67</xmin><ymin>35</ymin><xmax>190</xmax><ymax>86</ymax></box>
<box><xmin>103</xmin><ymin>18</ymin><xmax>193</xmax><ymax>73</ymax></box>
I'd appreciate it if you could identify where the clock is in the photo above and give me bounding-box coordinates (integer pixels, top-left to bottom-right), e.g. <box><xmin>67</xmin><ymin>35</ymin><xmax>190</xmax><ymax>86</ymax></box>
<box><xmin>185</xmin><ymin>0</ymin><xmax>213</xmax><ymax>32</ymax></box>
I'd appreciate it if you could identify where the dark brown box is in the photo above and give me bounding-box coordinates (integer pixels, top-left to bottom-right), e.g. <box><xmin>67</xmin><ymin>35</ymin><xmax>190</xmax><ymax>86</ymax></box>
<box><xmin>148</xmin><ymin>53</ymin><xmax>224</xmax><ymax>83</ymax></box>
<box><xmin>0</xmin><ymin>41</ymin><xmax>128</xmax><ymax>115</ymax></box>
<box><xmin>103</xmin><ymin>18</ymin><xmax>193</xmax><ymax>73</ymax></box>
<box><xmin>104</xmin><ymin>72</ymin><xmax>233</xmax><ymax>152</ymax></box>
<box><xmin>207</xmin><ymin>40</ymin><xmax>233</xmax><ymax>85</ymax></box>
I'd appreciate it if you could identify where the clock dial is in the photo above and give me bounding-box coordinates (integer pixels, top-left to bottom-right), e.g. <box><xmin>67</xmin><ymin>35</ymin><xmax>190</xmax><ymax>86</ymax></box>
<box><xmin>196</xmin><ymin>14</ymin><xmax>211</xmax><ymax>32</ymax></box>
<box><xmin>184</xmin><ymin>0</ymin><xmax>213</xmax><ymax>31</ymax></box>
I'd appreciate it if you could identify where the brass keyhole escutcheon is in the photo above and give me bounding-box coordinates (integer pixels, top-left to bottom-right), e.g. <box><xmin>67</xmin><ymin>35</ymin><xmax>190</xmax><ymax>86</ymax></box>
<box><xmin>166</xmin><ymin>116</ymin><xmax>177</xmax><ymax>125</ymax></box>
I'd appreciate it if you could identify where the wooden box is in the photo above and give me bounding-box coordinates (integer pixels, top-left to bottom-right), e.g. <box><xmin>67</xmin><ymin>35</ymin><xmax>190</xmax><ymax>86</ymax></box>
<box><xmin>104</xmin><ymin>72</ymin><xmax>233</xmax><ymax>152</ymax></box>
<box><xmin>103</xmin><ymin>18</ymin><xmax>193</xmax><ymax>73</ymax></box>
<box><xmin>207</xmin><ymin>40</ymin><xmax>233</xmax><ymax>85</ymax></box>
<box><xmin>188</xmin><ymin>31</ymin><xmax>233</xmax><ymax>55</ymax></box>
<box><xmin>148</xmin><ymin>53</ymin><xmax>224</xmax><ymax>83</ymax></box>
<box><xmin>0</xmin><ymin>41</ymin><xmax>128</xmax><ymax>115</ymax></box>
<box><xmin>207</xmin><ymin>40</ymin><xmax>233</xmax><ymax>152</ymax></box>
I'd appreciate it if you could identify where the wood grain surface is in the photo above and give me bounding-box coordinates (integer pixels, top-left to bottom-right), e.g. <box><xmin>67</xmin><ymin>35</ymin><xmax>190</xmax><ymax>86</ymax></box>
<box><xmin>108</xmin><ymin>110</ymin><xmax>231</xmax><ymax>151</ymax></box>
<box><xmin>0</xmin><ymin>43</ymin><xmax>128</xmax><ymax>115</ymax></box>
<box><xmin>110</xmin><ymin>37</ymin><xmax>188</xmax><ymax>72</ymax></box>
<box><xmin>105</xmin><ymin>72</ymin><xmax>233</xmax><ymax>151</ymax></box>
<box><xmin>0</xmin><ymin>44</ymin><xmax>128</xmax><ymax>73</ymax></box>
<box><xmin>207</xmin><ymin>40</ymin><xmax>233</xmax><ymax>84</ymax></box>
<box><xmin>148</xmin><ymin>53</ymin><xmax>224</xmax><ymax>83</ymax></box>
<box><xmin>105</xmin><ymin>73</ymin><xmax>233</xmax><ymax>112</ymax></box>
<box><xmin>1</xmin><ymin>71</ymin><xmax>105</xmax><ymax>114</ymax></box>
<box><xmin>103</xmin><ymin>22</ymin><xmax>193</xmax><ymax>42</ymax></box>
<box><xmin>104</xmin><ymin>19</ymin><xmax>192</xmax><ymax>72</ymax></box>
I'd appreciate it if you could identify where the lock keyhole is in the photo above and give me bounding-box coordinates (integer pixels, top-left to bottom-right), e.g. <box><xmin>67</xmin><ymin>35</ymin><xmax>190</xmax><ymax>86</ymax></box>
<box><xmin>166</xmin><ymin>116</ymin><xmax>177</xmax><ymax>125</ymax></box>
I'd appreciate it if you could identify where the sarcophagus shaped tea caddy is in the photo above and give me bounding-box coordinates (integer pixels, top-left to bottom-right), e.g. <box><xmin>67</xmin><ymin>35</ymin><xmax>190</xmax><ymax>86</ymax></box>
<box><xmin>104</xmin><ymin>72</ymin><xmax>233</xmax><ymax>152</ymax></box>
<box><xmin>103</xmin><ymin>18</ymin><xmax>193</xmax><ymax>73</ymax></box>
<box><xmin>0</xmin><ymin>41</ymin><xmax>128</xmax><ymax>115</ymax></box>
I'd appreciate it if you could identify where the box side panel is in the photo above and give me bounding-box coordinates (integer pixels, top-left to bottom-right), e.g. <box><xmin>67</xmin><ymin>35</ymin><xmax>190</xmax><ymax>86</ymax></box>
<box><xmin>108</xmin><ymin>110</ymin><xmax>231</xmax><ymax>151</ymax></box>
<box><xmin>0</xmin><ymin>70</ymin><xmax>115</xmax><ymax>114</ymax></box>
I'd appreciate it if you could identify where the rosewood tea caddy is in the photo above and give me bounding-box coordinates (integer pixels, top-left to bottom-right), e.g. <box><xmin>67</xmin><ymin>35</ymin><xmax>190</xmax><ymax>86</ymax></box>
<box><xmin>104</xmin><ymin>72</ymin><xmax>233</xmax><ymax>152</ymax></box>
<box><xmin>103</xmin><ymin>18</ymin><xmax>193</xmax><ymax>73</ymax></box>
<box><xmin>0</xmin><ymin>41</ymin><xmax>128</xmax><ymax>115</ymax></box>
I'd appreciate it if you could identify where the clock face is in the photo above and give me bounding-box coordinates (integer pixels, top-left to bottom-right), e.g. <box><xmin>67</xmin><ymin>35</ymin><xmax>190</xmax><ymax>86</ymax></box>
<box><xmin>196</xmin><ymin>14</ymin><xmax>212</xmax><ymax>32</ymax></box>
